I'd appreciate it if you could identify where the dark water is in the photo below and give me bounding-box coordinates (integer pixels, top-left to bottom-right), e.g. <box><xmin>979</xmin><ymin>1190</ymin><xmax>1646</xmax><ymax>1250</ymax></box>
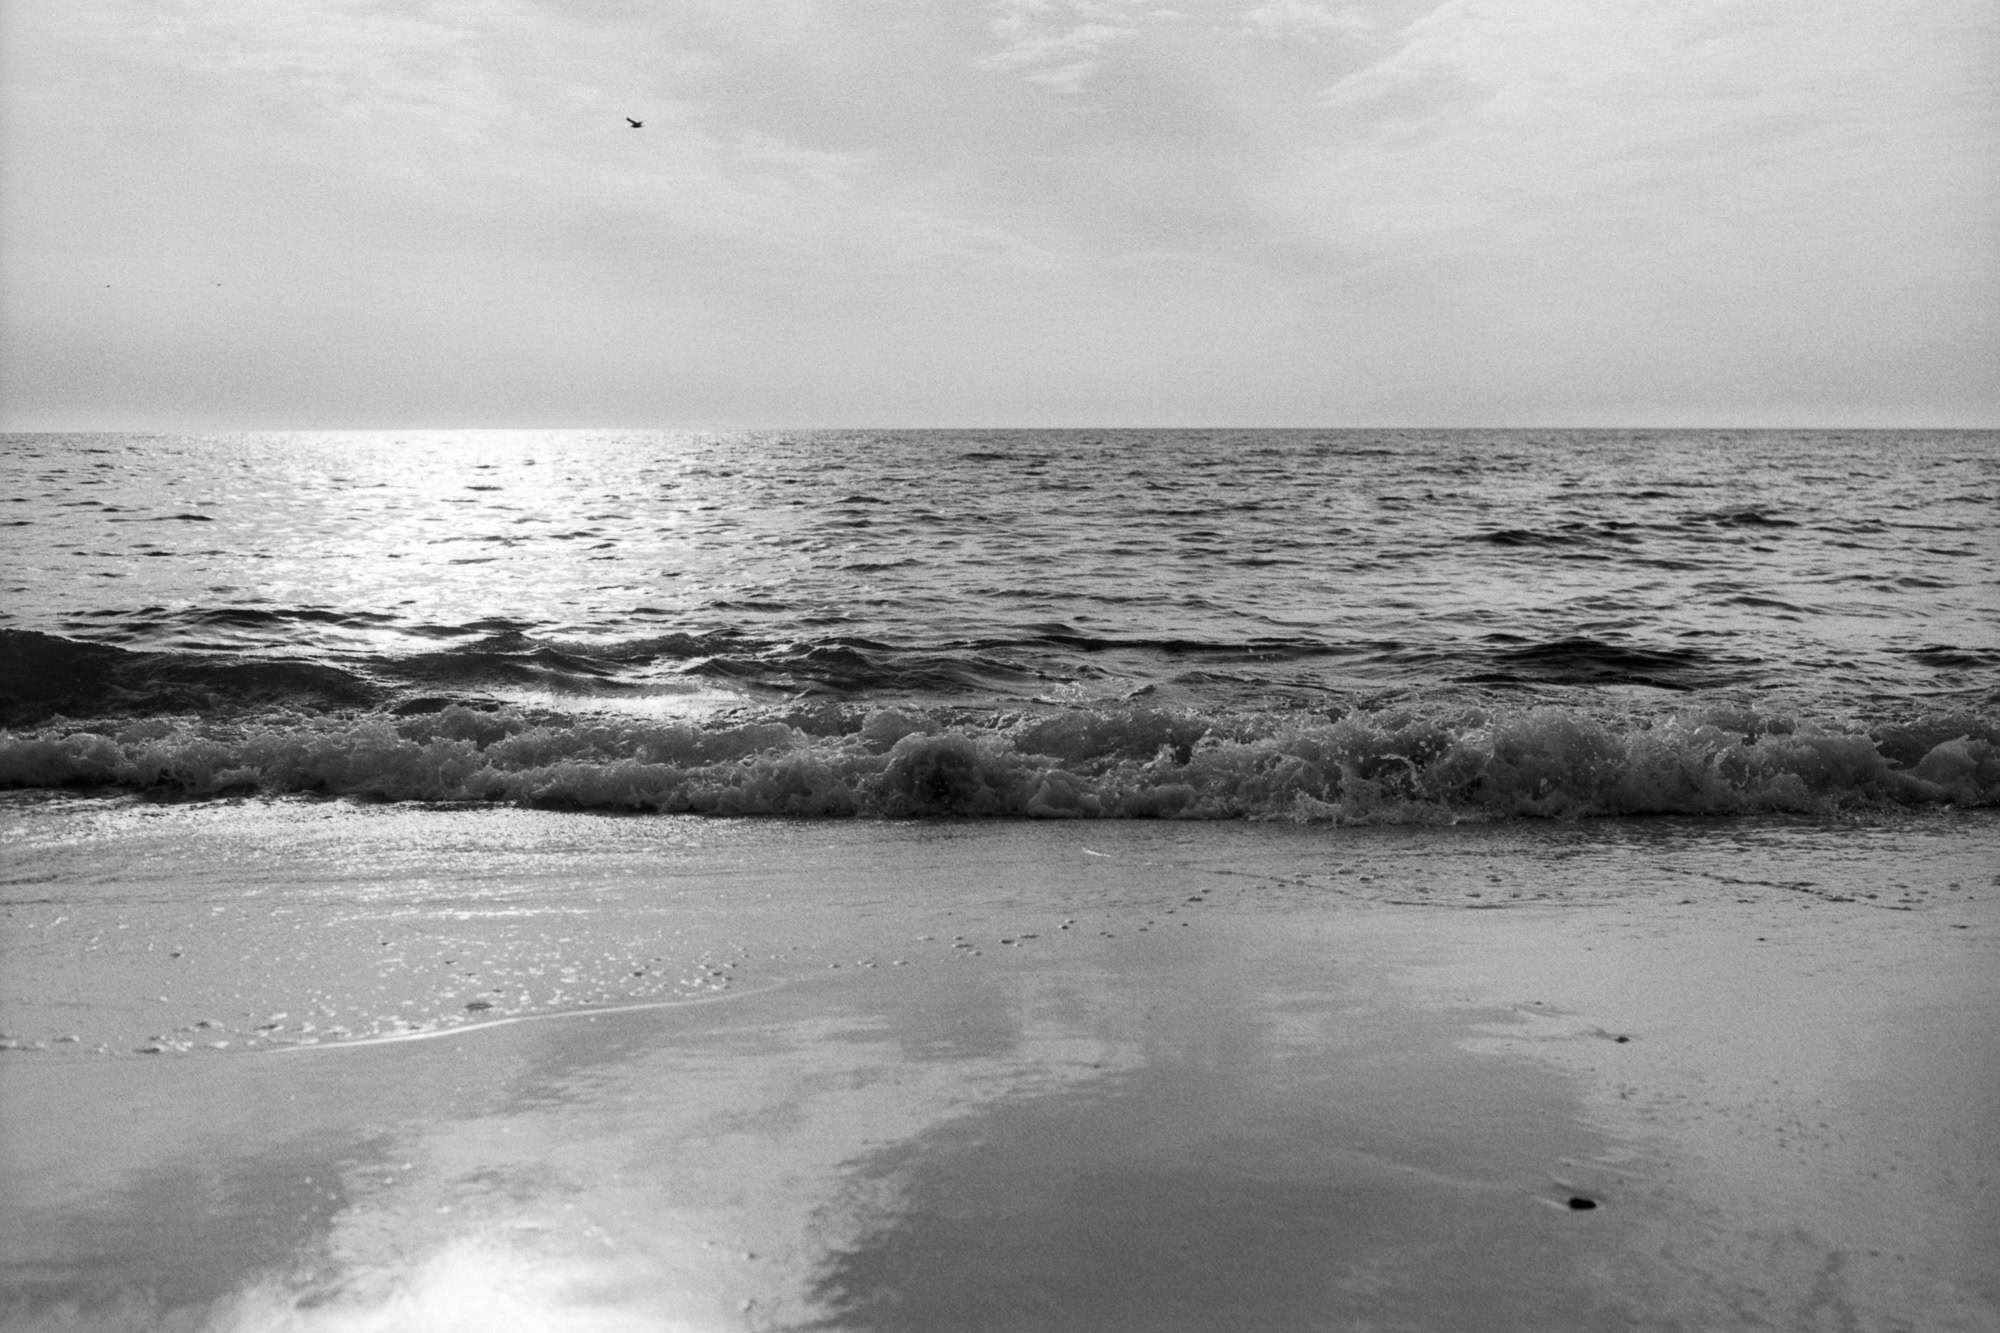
<box><xmin>2</xmin><ymin>428</ymin><xmax>1995</xmax><ymax>819</ymax></box>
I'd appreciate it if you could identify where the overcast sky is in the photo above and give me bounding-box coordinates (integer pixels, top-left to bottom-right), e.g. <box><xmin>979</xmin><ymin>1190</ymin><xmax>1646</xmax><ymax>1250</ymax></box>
<box><xmin>2</xmin><ymin>0</ymin><xmax>1994</xmax><ymax>430</ymax></box>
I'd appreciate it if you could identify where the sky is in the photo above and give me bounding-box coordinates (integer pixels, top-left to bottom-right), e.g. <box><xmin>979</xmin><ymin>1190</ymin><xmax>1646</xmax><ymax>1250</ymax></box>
<box><xmin>2</xmin><ymin>0</ymin><xmax>1994</xmax><ymax>430</ymax></box>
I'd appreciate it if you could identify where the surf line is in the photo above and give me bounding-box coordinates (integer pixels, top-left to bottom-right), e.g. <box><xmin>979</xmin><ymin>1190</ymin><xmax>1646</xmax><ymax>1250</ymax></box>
<box><xmin>262</xmin><ymin>979</ymin><xmax>791</xmax><ymax>1055</ymax></box>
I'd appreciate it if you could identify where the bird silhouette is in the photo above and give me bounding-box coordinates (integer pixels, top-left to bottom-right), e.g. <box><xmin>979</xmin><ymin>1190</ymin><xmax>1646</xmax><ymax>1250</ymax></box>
<box><xmin>626</xmin><ymin>117</ymin><xmax>643</xmax><ymax>128</ymax></box>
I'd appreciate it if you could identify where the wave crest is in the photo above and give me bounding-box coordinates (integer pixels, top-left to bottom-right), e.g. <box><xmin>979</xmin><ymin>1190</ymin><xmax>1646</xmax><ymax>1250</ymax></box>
<box><xmin>4</xmin><ymin>700</ymin><xmax>1993</xmax><ymax>822</ymax></box>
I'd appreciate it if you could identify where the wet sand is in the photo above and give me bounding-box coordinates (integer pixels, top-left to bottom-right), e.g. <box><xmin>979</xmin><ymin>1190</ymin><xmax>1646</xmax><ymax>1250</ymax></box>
<box><xmin>2</xmin><ymin>803</ymin><xmax>1997</xmax><ymax>1330</ymax></box>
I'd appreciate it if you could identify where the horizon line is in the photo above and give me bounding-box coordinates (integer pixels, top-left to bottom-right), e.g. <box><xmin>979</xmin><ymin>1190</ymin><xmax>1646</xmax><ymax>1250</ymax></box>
<box><xmin>4</xmin><ymin>422</ymin><xmax>1997</xmax><ymax>436</ymax></box>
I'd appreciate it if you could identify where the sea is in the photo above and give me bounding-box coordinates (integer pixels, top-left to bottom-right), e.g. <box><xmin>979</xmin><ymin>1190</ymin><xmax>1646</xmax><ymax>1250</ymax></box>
<box><xmin>2</xmin><ymin>428</ymin><xmax>1995</xmax><ymax>820</ymax></box>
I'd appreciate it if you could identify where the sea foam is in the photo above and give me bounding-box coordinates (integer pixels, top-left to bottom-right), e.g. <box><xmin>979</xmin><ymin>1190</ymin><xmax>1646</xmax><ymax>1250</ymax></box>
<box><xmin>4</xmin><ymin>701</ymin><xmax>1993</xmax><ymax>822</ymax></box>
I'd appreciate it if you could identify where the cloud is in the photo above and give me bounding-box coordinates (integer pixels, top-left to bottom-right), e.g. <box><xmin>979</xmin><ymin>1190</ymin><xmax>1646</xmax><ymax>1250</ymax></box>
<box><xmin>2</xmin><ymin>0</ymin><xmax>1993</xmax><ymax>427</ymax></box>
<box><xmin>1239</xmin><ymin>0</ymin><xmax>1371</xmax><ymax>41</ymax></box>
<box><xmin>981</xmin><ymin>0</ymin><xmax>1143</xmax><ymax>92</ymax></box>
<box><xmin>1289</xmin><ymin>0</ymin><xmax>1997</xmax><ymax>256</ymax></box>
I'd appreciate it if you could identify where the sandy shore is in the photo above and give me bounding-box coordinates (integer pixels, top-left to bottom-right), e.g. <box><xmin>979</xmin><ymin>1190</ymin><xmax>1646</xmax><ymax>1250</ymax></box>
<box><xmin>3</xmin><ymin>802</ymin><xmax>1996</xmax><ymax>1330</ymax></box>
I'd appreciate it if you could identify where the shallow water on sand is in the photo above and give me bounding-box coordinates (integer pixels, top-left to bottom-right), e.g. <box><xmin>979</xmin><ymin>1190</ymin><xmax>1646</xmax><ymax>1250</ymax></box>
<box><xmin>1</xmin><ymin>795</ymin><xmax>1990</xmax><ymax>1056</ymax></box>
<box><xmin>3</xmin><ymin>806</ymin><xmax>1996</xmax><ymax>1329</ymax></box>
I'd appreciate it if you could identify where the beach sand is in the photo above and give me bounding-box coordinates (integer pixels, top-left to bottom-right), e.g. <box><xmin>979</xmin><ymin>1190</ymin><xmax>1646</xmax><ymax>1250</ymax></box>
<box><xmin>2</xmin><ymin>800</ymin><xmax>1996</xmax><ymax>1330</ymax></box>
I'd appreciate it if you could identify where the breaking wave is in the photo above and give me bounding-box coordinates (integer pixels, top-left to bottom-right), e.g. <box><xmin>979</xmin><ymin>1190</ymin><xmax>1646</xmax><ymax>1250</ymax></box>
<box><xmin>3</xmin><ymin>697</ymin><xmax>1993</xmax><ymax>823</ymax></box>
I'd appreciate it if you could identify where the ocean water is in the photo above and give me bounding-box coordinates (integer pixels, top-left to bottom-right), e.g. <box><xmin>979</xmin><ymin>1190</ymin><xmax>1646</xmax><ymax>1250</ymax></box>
<box><xmin>2</xmin><ymin>428</ymin><xmax>1996</xmax><ymax>820</ymax></box>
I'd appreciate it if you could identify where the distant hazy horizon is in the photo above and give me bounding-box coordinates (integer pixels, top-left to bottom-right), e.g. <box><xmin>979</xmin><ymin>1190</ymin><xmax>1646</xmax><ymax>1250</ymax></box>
<box><xmin>4</xmin><ymin>1</ymin><xmax>1995</xmax><ymax>433</ymax></box>
<box><xmin>3</xmin><ymin>423</ymin><xmax>1996</xmax><ymax>437</ymax></box>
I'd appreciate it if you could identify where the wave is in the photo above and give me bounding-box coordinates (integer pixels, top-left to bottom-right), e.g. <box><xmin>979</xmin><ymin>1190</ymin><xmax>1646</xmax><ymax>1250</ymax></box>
<box><xmin>0</xmin><ymin>629</ymin><xmax>383</xmax><ymax>724</ymax></box>
<box><xmin>3</xmin><ymin>693</ymin><xmax>1993</xmax><ymax>822</ymax></box>
<box><xmin>3</xmin><ymin>624</ymin><xmax>1780</xmax><ymax>729</ymax></box>
<box><xmin>1462</xmin><ymin>636</ymin><xmax>1744</xmax><ymax>691</ymax></box>
<box><xmin>1469</xmin><ymin>522</ymin><xmax>1639</xmax><ymax>548</ymax></box>
<box><xmin>1691</xmin><ymin>506</ymin><xmax>1801</xmax><ymax>528</ymax></box>
<box><xmin>0</xmin><ymin>628</ymin><xmax>1040</xmax><ymax>722</ymax></box>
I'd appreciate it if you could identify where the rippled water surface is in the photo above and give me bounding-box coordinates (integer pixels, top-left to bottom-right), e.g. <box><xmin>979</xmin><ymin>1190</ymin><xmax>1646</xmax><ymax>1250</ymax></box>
<box><xmin>4</xmin><ymin>428</ymin><xmax>1993</xmax><ymax>708</ymax></box>
<box><xmin>2</xmin><ymin>429</ymin><xmax>1994</xmax><ymax>819</ymax></box>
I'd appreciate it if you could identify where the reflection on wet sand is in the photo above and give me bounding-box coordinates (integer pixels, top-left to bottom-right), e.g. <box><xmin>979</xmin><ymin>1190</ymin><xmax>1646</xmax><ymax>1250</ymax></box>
<box><xmin>4</xmin><ymin>816</ymin><xmax>1995</xmax><ymax>1331</ymax></box>
<box><xmin>7</xmin><ymin>914</ymin><xmax>1633</xmax><ymax>1332</ymax></box>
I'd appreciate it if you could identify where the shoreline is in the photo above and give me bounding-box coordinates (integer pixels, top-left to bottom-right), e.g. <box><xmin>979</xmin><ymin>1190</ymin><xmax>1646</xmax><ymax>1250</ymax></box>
<box><xmin>3</xmin><ymin>806</ymin><xmax>1996</xmax><ymax>1329</ymax></box>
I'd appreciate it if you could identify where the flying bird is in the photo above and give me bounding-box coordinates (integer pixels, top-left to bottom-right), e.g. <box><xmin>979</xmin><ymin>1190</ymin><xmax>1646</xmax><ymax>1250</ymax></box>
<box><xmin>626</xmin><ymin>117</ymin><xmax>643</xmax><ymax>128</ymax></box>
